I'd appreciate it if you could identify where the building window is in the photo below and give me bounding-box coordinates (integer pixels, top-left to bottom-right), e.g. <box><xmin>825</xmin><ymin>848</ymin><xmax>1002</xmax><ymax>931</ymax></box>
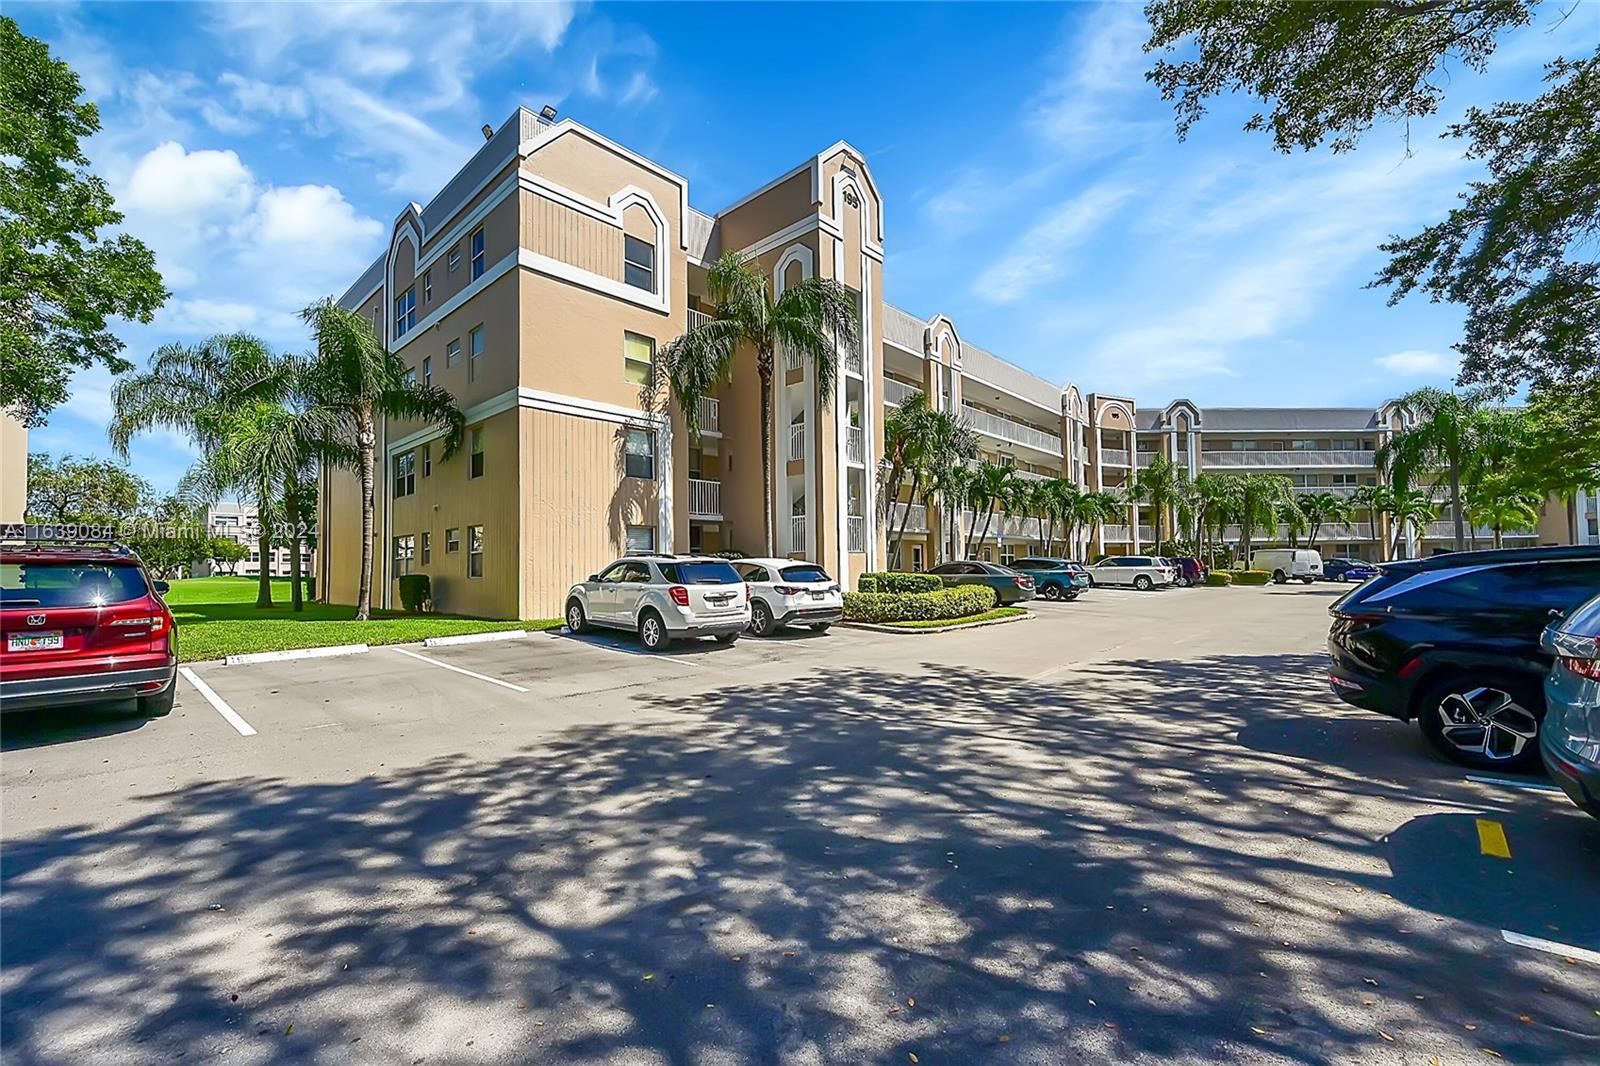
<box><xmin>422</xmin><ymin>443</ymin><xmax>432</xmax><ymax>477</ymax></box>
<box><xmin>1230</xmin><ymin>440</ymin><xmax>1258</xmax><ymax>451</ymax></box>
<box><xmin>625</xmin><ymin>525</ymin><xmax>655</xmax><ymax>553</ymax></box>
<box><xmin>624</xmin><ymin>427</ymin><xmax>654</xmax><ymax>479</ymax></box>
<box><xmin>446</xmin><ymin>338</ymin><xmax>460</xmax><ymax>367</ymax></box>
<box><xmin>393</xmin><ymin>534</ymin><xmax>415</xmax><ymax>576</ymax></box>
<box><xmin>421</xmin><ymin>531</ymin><xmax>432</xmax><ymax>565</ymax></box>
<box><xmin>393</xmin><ymin>451</ymin><xmax>415</xmax><ymax>497</ymax></box>
<box><xmin>623</xmin><ymin>235</ymin><xmax>655</xmax><ymax>292</ymax></box>
<box><xmin>445</xmin><ymin>527</ymin><xmax>460</xmax><ymax>553</ymax></box>
<box><xmin>624</xmin><ymin>332</ymin><xmax>654</xmax><ymax>386</ymax></box>
<box><xmin>470</xmin><ymin>227</ymin><xmax>485</xmax><ymax>279</ymax></box>
<box><xmin>468</xmin><ymin>525</ymin><xmax>484</xmax><ymax>577</ymax></box>
<box><xmin>468</xmin><ymin>326</ymin><xmax>483</xmax><ymax>381</ymax></box>
<box><xmin>470</xmin><ymin>427</ymin><xmax>484</xmax><ymax>478</ymax></box>
<box><xmin>911</xmin><ymin>545</ymin><xmax>924</xmax><ymax>572</ymax></box>
<box><xmin>422</xmin><ymin>355</ymin><xmax>432</xmax><ymax>387</ymax></box>
<box><xmin>394</xmin><ymin>287</ymin><xmax>416</xmax><ymax>338</ymax></box>
<box><xmin>448</xmin><ymin>247</ymin><xmax>461</xmax><ymax>273</ymax></box>
<box><xmin>403</xmin><ymin>366</ymin><xmax>416</xmax><ymax>387</ymax></box>
<box><xmin>423</xmin><ymin>270</ymin><xmax>433</xmax><ymax>303</ymax></box>
<box><xmin>1291</xmin><ymin>439</ymin><xmax>1317</xmax><ymax>451</ymax></box>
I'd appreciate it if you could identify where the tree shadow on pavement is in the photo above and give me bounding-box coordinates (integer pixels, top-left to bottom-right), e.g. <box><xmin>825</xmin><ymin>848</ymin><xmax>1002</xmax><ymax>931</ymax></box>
<box><xmin>3</xmin><ymin>653</ymin><xmax>1595</xmax><ymax>1064</ymax></box>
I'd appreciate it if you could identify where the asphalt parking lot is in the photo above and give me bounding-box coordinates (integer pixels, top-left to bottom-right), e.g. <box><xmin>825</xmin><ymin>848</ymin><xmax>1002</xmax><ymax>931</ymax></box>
<box><xmin>3</xmin><ymin>584</ymin><xmax>1596</xmax><ymax>1064</ymax></box>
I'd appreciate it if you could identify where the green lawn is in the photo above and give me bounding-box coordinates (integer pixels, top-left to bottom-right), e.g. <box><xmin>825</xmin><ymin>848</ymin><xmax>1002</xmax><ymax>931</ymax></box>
<box><xmin>162</xmin><ymin>577</ymin><xmax>561</xmax><ymax>662</ymax></box>
<box><xmin>879</xmin><ymin>606</ymin><xmax>1029</xmax><ymax>629</ymax></box>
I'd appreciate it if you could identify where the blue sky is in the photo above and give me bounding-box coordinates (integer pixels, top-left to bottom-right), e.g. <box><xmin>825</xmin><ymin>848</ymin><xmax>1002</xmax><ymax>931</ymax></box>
<box><xmin>13</xmin><ymin>0</ymin><xmax>1596</xmax><ymax>492</ymax></box>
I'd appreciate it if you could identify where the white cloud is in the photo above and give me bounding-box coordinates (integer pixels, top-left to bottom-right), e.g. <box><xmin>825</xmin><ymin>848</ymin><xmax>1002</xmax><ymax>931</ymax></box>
<box><xmin>1028</xmin><ymin>3</ymin><xmax>1162</xmax><ymax>154</ymax></box>
<box><xmin>1375</xmin><ymin>349</ymin><xmax>1458</xmax><ymax>376</ymax></box>
<box><xmin>123</xmin><ymin>141</ymin><xmax>255</xmax><ymax>219</ymax></box>
<box><xmin>972</xmin><ymin>181</ymin><xmax>1138</xmax><ymax>303</ymax></box>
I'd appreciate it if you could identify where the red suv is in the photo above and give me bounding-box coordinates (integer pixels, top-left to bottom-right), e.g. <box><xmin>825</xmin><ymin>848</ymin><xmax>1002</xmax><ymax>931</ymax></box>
<box><xmin>1</xmin><ymin>541</ymin><xmax>178</xmax><ymax>717</ymax></box>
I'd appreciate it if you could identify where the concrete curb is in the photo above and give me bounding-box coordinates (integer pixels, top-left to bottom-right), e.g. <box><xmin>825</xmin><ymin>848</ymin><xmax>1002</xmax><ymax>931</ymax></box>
<box><xmin>223</xmin><ymin>643</ymin><xmax>370</xmax><ymax>666</ymax></box>
<box><xmin>422</xmin><ymin>629</ymin><xmax>528</xmax><ymax>648</ymax></box>
<box><xmin>839</xmin><ymin>612</ymin><xmax>1033</xmax><ymax>635</ymax></box>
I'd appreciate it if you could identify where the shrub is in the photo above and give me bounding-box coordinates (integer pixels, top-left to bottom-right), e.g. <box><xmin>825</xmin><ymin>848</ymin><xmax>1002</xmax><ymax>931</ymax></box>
<box><xmin>305</xmin><ymin>575</ymin><xmax>316</xmax><ymax>600</ymax></box>
<box><xmin>1230</xmin><ymin>569</ymin><xmax>1273</xmax><ymax>586</ymax></box>
<box><xmin>1203</xmin><ymin>571</ymin><xmax>1233</xmax><ymax>587</ymax></box>
<box><xmin>397</xmin><ymin>573</ymin><xmax>432</xmax><ymax>612</ymax></box>
<box><xmin>857</xmin><ymin>571</ymin><xmax>943</xmax><ymax>594</ymax></box>
<box><xmin>844</xmin><ymin>585</ymin><xmax>996</xmax><ymax>623</ymax></box>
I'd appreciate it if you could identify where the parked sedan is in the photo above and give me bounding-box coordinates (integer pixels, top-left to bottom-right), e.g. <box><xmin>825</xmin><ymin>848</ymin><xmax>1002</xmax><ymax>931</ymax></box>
<box><xmin>1322</xmin><ymin>557</ymin><xmax>1380</xmax><ymax>583</ymax></box>
<box><xmin>1087</xmin><ymin>555</ymin><xmax>1176</xmax><ymax>590</ymax></box>
<box><xmin>1171</xmin><ymin>556</ymin><xmax>1208</xmax><ymax>587</ymax></box>
<box><xmin>928</xmin><ymin>560</ymin><xmax>1036</xmax><ymax>604</ymax></box>
<box><xmin>1009</xmin><ymin>557</ymin><xmax>1090</xmax><ymax>601</ymax></box>
<box><xmin>1540</xmin><ymin>590</ymin><xmax>1600</xmax><ymax>819</ymax></box>
<box><xmin>731</xmin><ymin>558</ymin><xmax>843</xmax><ymax>636</ymax></box>
<box><xmin>566</xmin><ymin>555</ymin><xmax>750</xmax><ymax>651</ymax></box>
<box><xmin>1327</xmin><ymin>545</ymin><xmax>1600</xmax><ymax>769</ymax></box>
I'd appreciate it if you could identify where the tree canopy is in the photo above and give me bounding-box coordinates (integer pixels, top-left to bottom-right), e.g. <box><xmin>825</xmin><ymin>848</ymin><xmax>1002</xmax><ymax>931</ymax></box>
<box><xmin>26</xmin><ymin>451</ymin><xmax>152</xmax><ymax>522</ymax></box>
<box><xmin>0</xmin><ymin>17</ymin><xmax>167</xmax><ymax>426</ymax></box>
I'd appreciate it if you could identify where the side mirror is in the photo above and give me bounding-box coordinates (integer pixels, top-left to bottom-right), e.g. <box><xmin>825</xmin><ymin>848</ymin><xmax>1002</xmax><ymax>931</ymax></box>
<box><xmin>587</xmin><ymin>574</ymin><xmax>599</xmax><ymax>583</ymax></box>
<box><xmin>153</xmin><ymin>580</ymin><xmax>170</xmax><ymax>594</ymax></box>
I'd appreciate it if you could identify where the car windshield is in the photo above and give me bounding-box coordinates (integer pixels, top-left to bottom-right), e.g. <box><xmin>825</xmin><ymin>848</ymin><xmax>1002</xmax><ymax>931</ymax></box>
<box><xmin>779</xmin><ymin>565</ymin><xmax>831</xmax><ymax>583</ymax></box>
<box><xmin>0</xmin><ymin>561</ymin><xmax>149</xmax><ymax>608</ymax></box>
<box><xmin>1564</xmin><ymin>591</ymin><xmax>1600</xmax><ymax>637</ymax></box>
<box><xmin>657</xmin><ymin>561</ymin><xmax>741</xmax><ymax>585</ymax></box>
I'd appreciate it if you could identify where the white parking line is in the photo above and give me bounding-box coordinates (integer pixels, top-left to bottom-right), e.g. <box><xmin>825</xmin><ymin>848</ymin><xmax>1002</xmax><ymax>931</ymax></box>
<box><xmin>390</xmin><ymin>648</ymin><xmax>529</xmax><ymax>691</ymax></box>
<box><xmin>1466</xmin><ymin>774</ymin><xmax>1565</xmax><ymax>795</ymax></box>
<box><xmin>179</xmin><ymin>666</ymin><xmax>257</xmax><ymax>737</ymax></box>
<box><xmin>1501</xmin><ymin>929</ymin><xmax>1600</xmax><ymax>966</ymax></box>
<box><xmin>553</xmin><ymin>632</ymin><xmax>701</xmax><ymax>668</ymax></box>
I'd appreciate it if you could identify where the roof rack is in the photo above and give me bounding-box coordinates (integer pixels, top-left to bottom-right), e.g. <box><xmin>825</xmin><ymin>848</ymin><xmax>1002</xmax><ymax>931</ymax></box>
<box><xmin>0</xmin><ymin>523</ymin><xmax>133</xmax><ymax>552</ymax></box>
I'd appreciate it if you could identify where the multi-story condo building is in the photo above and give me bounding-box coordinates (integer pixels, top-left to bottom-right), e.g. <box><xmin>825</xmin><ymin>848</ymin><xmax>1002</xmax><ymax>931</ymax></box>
<box><xmin>198</xmin><ymin>502</ymin><xmax>313</xmax><ymax>578</ymax></box>
<box><xmin>1</xmin><ymin>412</ymin><xmax>25</xmax><ymax>524</ymax></box>
<box><xmin>318</xmin><ymin>107</ymin><xmax>1584</xmax><ymax>620</ymax></box>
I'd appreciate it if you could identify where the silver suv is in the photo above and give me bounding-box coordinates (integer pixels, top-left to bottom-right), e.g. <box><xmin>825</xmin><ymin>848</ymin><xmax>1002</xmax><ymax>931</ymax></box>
<box><xmin>565</xmin><ymin>555</ymin><xmax>750</xmax><ymax>651</ymax></box>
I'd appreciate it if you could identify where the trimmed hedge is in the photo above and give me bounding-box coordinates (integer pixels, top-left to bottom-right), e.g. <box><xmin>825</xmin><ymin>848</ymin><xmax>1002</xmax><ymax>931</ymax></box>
<box><xmin>844</xmin><ymin>585</ymin><xmax>996</xmax><ymax>623</ymax></box>
<box><xmin>397</xmin><ymin>573</ymin><xmax>431</xmax><ymax>612</ymax></box>
<box><xmin>1230</xmin><ymin>569</ymin><xmax>1273</xmax><ymax>586</ymax></box>
<box><xmin>1203</xmin><ymin>572</ymin><xmax>1234</xmax><ymax>587</ymax></box>
<box><xmin>857</xmin><ymin>571</ymin><xmax>943</xmax><ymax>594</ymax></box>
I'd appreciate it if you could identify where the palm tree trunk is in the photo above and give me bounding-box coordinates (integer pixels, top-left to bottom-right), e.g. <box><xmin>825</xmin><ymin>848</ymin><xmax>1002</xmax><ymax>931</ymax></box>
<box><xmin>891</xmin><ymin>472</ymin><xmax>922</xmax><ymax>570</ymax></box>
<box><xmin>287</xmin><ymin>476</ymin><xmax>304</xmax><ymax>613</ymax></box>
<box><xmin>1494</xmin><ymin>524</ymin><xmax>1504</xmax><ymax>550</ymax></box>
<box><xmin>256</xmin><ymin>477</ymin><xmax>274</xmax><ymax>609</ymax></box>
<box><xmin>758</xmin><ymin>352</ymin><xmax>776</xmax><ymax>556</ymax></box>
<box><xmin>357</xmin><ymin>407</ymin><xmax>376</xmax><ymax>621</ymax></box>
<box><xmin>1449</xmin><ymin>460</ymin><xmax>1464</xmax><ymax>552</ymax></box>
<box><xmin>977</xmin><ymin>503</ymin><xmax>997</xmax><ymax>550</ymax></box>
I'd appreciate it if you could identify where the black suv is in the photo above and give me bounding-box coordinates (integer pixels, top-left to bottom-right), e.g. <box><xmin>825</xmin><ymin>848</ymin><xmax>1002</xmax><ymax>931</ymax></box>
<box><xmin>1327</xmin><ymin>545</ymin><xmax>1600</xmax><ymax>770</ymax></box>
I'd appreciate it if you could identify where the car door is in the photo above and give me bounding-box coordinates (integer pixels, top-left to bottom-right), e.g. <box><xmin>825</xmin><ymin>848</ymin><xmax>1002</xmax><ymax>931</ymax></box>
<box><xmin>612</xmin><ymin>562</ymin><xmax>654</xmax><ymax>627</ymax></box>
<box><xmin>1105</xmin><ymin>559</ymin><xmax>1133</xmax><ymax>586</ymax></box>
<box><xmin>929</xmin><ymin>562</ymin><xmax>968</xmax><ymax>589</ymax></box>
<box><xmin>588</xmin><ymin>561</ymin><xmax>628</xmax><ymax>623</ymax></box>
<box><xmin>734</xmin><ymin>563</ymin><xmax>771</xmax><ymax>610</ymax></box>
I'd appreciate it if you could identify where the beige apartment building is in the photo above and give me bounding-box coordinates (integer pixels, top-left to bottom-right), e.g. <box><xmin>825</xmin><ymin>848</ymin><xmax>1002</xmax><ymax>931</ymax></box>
<box><xmin>318</xmin><ymin>107</ymin><xmax>1589</xmax><ymax>620</ymax></box>
<box><xmin>1</xmin><ymin>412</ymin><xmax>25</xmax><ymax>524</ymax></box>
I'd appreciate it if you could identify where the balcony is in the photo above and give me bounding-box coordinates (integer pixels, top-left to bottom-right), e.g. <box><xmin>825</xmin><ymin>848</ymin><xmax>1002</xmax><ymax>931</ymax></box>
<box><xmin>688</xmin><ymin>478</ymin><xmax>721</xmax><ymax>519</ymax></box>
<box><xmin>846</xmin><ymin>425</ymin><xmax>865</xmax><ymax>465</ymax></box>
<box><xmin>697</xmin><ymin>396</ymin><xmax>720</xmax><ymax>434</ymax></box>
<box><xmin>962</xmin><ymin>510</ymin><xmax>1038</xmax><ymax>541</ymax></box>
<box><xmin>1100</xmin><ymin>448</ymin><xmax>1131</xmax><ymax>466</ymax></box>
<box><xmin>1201</xmin><ymin>450</ymin><xmax>1376</xmax><ymax>468</ymax></box>
<box><xmin>790</xmin><ymin>514</ymin><xmax>807</xmax><ymax>547</ymax></box>
<box><xmin>1102</xmin><ymin>524</ymin><xmax>1132</xmax><ymax>541</ymax></box>
<box><xmin>883</xmin><ymin>377</ymin><xmax>919</xmax><ymax>407</ymax></box>
<box><xmin>1137</xmin><ymin>525</ymin><xmax>1155</xmax><ymax>541</ymax></box>
<box><xmin>960</xmin><ymin>403</ymin><xmax>1062</xmax><ymax>454</ymax></box>
<box><xmin>1220</xmin><ymin>522</ymin><xmax>1377</xmax><ymax>541</ymax></box>
<box><xmin>844</xmin><ymin>345</ymin><xmax>863</xmax><ymax>377</ymax></box>
<box><xmin>888</xmin><ymin>501</ymin><xmax>928</xmax><ymax>533</ymax></box>
<box><xmin>848</xmin><ymin>515</ymin><xmax>866</xmax><ymax>553</ymax></box>
<box><xmin>1135</xmin><ymin>452</ymin><xmax>1158</xmax><ymax>467</ymax></box>
<box><xmin>784</xmin><ymin>345</ymin><xmax>804</xmax><ymax>373</ymax></box>
<box><xmin>687</xmin><ymin>308</ymin><xmax>713</xmax><ymax>332</ymax></box>
<box><xmin>1421</xmin><ymin>521</ymin><xmax>1537</xmax><ymax>540</ymax></box>
<box><xmin>787</xmin><ymin>422</ymin><xmax>806</xmax><ymax>462</ymax></box>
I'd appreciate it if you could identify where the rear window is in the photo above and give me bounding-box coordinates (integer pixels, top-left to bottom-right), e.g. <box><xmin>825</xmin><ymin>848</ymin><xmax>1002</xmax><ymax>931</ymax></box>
<box><xmin>779</xmin><ymin>565</ymin><xmax>831</xmax><ymax>583</ymax></box>
<box><xmin>1</xmin><ymin>561</ymin><xmax>149</xmax><ymax>608</ymax></box>
<box><xmin>657</xmin><ymin>561</ymin><xmax>741</xmax><ymax>585</ymax></box>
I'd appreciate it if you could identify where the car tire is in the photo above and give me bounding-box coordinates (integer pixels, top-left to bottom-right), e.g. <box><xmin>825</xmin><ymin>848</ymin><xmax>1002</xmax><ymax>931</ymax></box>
<box><xmin>750</xmin><ymin>600</ymin><xmax>775</xmax><ymax>636</ymax></box>
<box><xmin>1416</xmin><ymin>673</ymin><xmax>1543</xmax><ymax>770</ymax></box>
<box><xmin>1273</xmin><ymin>570</ymin><xmax>1287</xmax><ymax>584</ymax></box>
<box><xmin>1133</xmin><ymin>575</ymin><xmax>1152</xmax><ymax>591</ymax></box>
<box><xmin>637</xmin><ymin>610</ymin><xmax>670</xmax><ymax>652</ymax></box>
<box><xmin>138</xmin><ymin>681</ymin><xmax>176</xmax><ymax>718</ymax></box>
<box><xmin>716</xmin><ymin>632</ymin><xmax>739</xmax><ymax>645</ymax></box>
<box><xmin>1042</xmin><ymin>584</ymin><xmax>1061</xmax><ymax>601</ymax></box>
<box><xmin>810</xmin><ymin>622</ymin><xmax>831</xmax><ymax>633</ymax></box>
<box><xmin>1063</xmin><ymin>591</ymin><xmax>1079</xmax><ymax>602</ymax></box>
<box><xmin>565</xmin><ymin>598</ymin><xmax>589</xmax><ymax>634</ymax></box>
<box><xmin>1300</xmin><ymin>576</ymin><xmax>1315</xmax><ymax>585</ymax></box>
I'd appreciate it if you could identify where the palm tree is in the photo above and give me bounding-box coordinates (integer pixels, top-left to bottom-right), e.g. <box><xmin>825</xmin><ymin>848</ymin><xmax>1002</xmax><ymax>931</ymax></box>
<box><xmin>659</xmin><ymin>251</ymin><xmax>858</xmax><ymax>554</ymax></box>
<box><xmin>1385</xmin><ymin>488</ymin><xmax>1438</xmax><ymax>559</ymax></box>
<box><xmin>933</xmin><ymin>460</ymin><xmax>975</xmax><ymax>563</ymax></box>
<box><xmin>1131</xmin><ymin>455</ymin><xmax>1183</xmax><ymax>548</ymax></box>
<box><xmin>300</xmin><ymin>299</ymin><xmax>466</xmax><ymax>620</ymax></box>
<box><xmin>1039</xmin><ymin>478</ymin><xmax>1078</xmax><ymax>555</ymax></box>
<box><xmin>969</xmin><ymin>462</ymin><xmax>1018</xmax><ymax>551</ymax></box>
<box><xmin>1349</xmin><ymin>483</ymin><xmax>1394</xmax><ymax>560</ymax></box>
<box><xmin>1376</xmin><ymin>387</ymin><xmax>1485</xmax><ymax>552</ymax></box>
<box><xmin>881</xmin><ymin>391</ymin><xmax>941</xmax><ymax>568</ymax></box>
<box><xmin>1190</xmin><ymin>473</ymin><xmax>1234</xmax><ymax>566</ymax></box>
<box><xmin>1467</xmin><ymin>475</ymin><xmax>1541</xmax><ymax>548</ymax></box>
<box><xmin>110</xmin><ymin>333</ymin><xmax>287</xmax><ymax>607</ymax></box>
<box><xmin>1228</xmin><ymin>473</ymin><xmax>1294</xmax><ymax>567</ymax></box>
<box><xmin>1299</xmin><ymin>491</ymin><xmax>1355</xmax><ymax>551</ymax></box>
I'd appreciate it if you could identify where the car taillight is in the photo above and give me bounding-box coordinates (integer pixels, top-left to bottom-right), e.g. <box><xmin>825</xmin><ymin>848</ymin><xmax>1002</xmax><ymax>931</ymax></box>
<box><xmin>1561</xmin><ymin>655</ymin><xmax>1600</xmax><ymax>680</ymax></box>
<box><xmin>1014</xmin><ymin>577</ymin><xmax>1030</xmax><ymax>588</ymax></box>
<box><xmin>107</xmin><ymin>613</ymin><xmax>166</xmax><ymax>635</ymax></box>
<box><xmin>669</xmin><ymin>586</ymin><xmax>690</xmax><ymax>607</ymax></box>
<box><xmin>745</xmin><ymin>583</ymin><xmax>752</xmax><ymax>602</ymax></box>
<box><xmin>773</xmin><ymin>585</ymin><xmax>800</xmax><ymax>596</ymax></box>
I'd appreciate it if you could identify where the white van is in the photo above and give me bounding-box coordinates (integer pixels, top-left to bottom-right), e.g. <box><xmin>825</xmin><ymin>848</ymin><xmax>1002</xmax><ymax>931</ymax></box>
<box><xmin>1250</xmin><ymin>548</ymin><xmax>1323</xmax><ymax>585</ymax></box>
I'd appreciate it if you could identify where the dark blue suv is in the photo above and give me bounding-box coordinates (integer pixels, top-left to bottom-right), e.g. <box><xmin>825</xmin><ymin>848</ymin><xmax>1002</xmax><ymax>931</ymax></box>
<box><xmin>1322</xmin><ymin>557</ymin><xmax>1380</xmax><ymax>583</ymax></box>
<box><xmin>1010</xmin><ymin>558</ymin><xmax>1091</xmax><ymax>601</ymax></box>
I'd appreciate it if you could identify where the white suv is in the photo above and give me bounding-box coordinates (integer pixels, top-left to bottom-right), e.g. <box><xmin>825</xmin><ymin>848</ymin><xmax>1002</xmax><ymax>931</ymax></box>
<box><xmin>566</xmin><ymin>555</ymin><xmax>750</xmax><ymax>651</ymax></box>
<box><xmin>731</xmin><ymin>558</ymin><xmax>843</xmax><ymax>636</ymax></box>
<box><xmin>1087</xmin><ymin>555</ymin><xmax>1177</xmax><ymax>590</ymax></box>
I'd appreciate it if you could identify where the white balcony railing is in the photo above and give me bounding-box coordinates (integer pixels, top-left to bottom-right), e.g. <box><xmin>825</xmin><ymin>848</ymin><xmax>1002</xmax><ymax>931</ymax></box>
<box><xmin>788</xmin><ymin>422</ymin><xmax>806</xmax><ymax>462</ymax></box>
<box><xmin>1421</xmin><ymin>521</ymin><xmax>1537</xmax><ymax>539</ymax></box>
<box><xmin>688</xmin><ymin>478</ymin><xmax>721</xmax><ymax>519</ymax></box>
<box><xmin>1100</xmin><ymin>448</ymin><xmax>1131</xmax><ymax>466</ymax></box>
<box><xmin>883</xmin><ymin>378</ymin><xmax>919</xmax><ymax>407</ymax></box>
<box><xmin>888</xmin><ymin>501</ymin><xmax>928</xmax><ymax>532</ymax></box>
<box><xmin>1102</xmin><ymin>524</ymin><xmax>1132</xmax><ymax>541</ymax></box>
<box><xmin>962</xmin><ymin>510</ymin><xmax>1037</xmax><ymax>541</ymax></box>
<box><xmin>846</xmin><ymin>425</ymin><xmax>864</xmax><ymax>464</ymax></box>
<box><xmin>697</xmin><ymin>396</ymin><xmax>720</xmax><ymax>434</ymax></box>
<box><xmin>1135</xmin><ymin>452</ymin><xmax>1158</xmax><ymax>467</ymax></box>
<box><xmin>790</xmin><ymin>514</ymin><xmax>807</xmax><ymax>547</ymax></box>
<box><xmin>1137</xmin><ymin>525</ymin><xmax>1155</xmax><ymax>541</ymax></box>
<box><xmin>1220</xmin><ymin>522</ymin><xmax>1377</xmax><ymax>541</ymax></box>
<box><xmin>687</xmin><ymin>308</ymin><xmax>713</xmax><ymax>332</ymax></box>
<box><xmin>1201</xmin><ymin>450</ymin><xmax>1376</xmax><ymax>468</ymax></box>
<box><xmin>784</xmin><ymin>345</ymin><xmax>804</xmax><ymax>373</ymax></box>
<box><xmin>960</xmin><ymin>403</ymin><xmax>1062</xmax><ymax>455</ymax></box>
<box><xmin>844</xmin><ymin>345</ymin><xmax>863</xmax><ymax>376</ymax></box>
<box><xmin>848</xmin><ymin>515</ymin><xmax>866</xmax><ymax>552</ymax></box>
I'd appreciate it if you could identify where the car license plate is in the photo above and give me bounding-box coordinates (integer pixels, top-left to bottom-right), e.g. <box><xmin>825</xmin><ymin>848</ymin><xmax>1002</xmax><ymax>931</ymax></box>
<box><xmin>810</xmin><ymin>591</ymin><xmax>825</xmax><ymax>600</ymax></box>
<box><xmin>8</xmin><ymin>630</ymin><xmax>63</xmax><ymax>652</ymax></box>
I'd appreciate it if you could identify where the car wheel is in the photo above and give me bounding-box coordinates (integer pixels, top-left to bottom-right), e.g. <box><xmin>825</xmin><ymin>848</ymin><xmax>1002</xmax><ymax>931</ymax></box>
<box><xmin>1417</xmin><ymin>674</ymin><xmax>1543</xmax><ymax>770</ymax></box>
<box><xmin>750</xmin><ymin>600</ymin><xmax>775</xmax><ymax>636</ymax></box>
<box><xmin>1042</xmin><ymin>584</ymin><xmax>1061</xmax><ymax>601</ymax></box>
<box><xmin>1273</xmin><ymin>570</ymin><xmax>1287</xmax><ymax>584</ymax></box>
<box><xmin>810</xmin><ymin>622</ymin><xmax>832</xmax><ymax>633</ymax></box>
<box><xmin>716</xmin><ymin>632</ymin><xmax>739</xmax><ymax>645</ymax></box>
<box><xmin>137</xmin><ymin>682</ymin><xmax>176</xmax><ymax>718</ymax></box>
<box><xmin>1133</xmin><ymin>575</ymin><xmax>1152</xmax><ymax>591</ymax></box>
<box><xmin>1300</xmin><ymin>576</ymin><xmax>1315</xmax><ymax>585</ymax></box>
<box><xmin>637</xmin><ymin>610</ymin><xmax>670</xmax><ymax>652</ymax></box>
<box><xmin>565</xmin><ymin>598</ymin><xmax>588</xmax><ymax>634</ymax></box>
<box><xmin>1063</xmin><ymin>591</ymin><xmax>1079</xmax><ymax>602</ymax></box>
